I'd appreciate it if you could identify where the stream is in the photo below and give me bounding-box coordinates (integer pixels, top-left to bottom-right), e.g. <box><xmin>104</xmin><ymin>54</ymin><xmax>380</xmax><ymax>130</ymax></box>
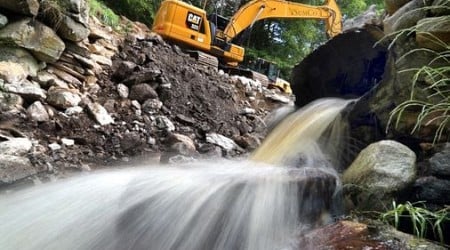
<box><xmin>0</xmin><ymin>98</ymin><xmax>352</xmax><ymax>250</ymax></box>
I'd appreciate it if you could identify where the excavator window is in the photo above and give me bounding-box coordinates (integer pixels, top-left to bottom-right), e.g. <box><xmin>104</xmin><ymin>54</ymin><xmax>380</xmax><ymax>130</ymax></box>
<box><xmin>244</xmin><ymin>57</ymin><xmax>280</xmax><ymax>82</ymax></box>
<box><xmin>208</xmin><ymin>13</ymin><xmax>229</xmax><ymax>32</ymax></box>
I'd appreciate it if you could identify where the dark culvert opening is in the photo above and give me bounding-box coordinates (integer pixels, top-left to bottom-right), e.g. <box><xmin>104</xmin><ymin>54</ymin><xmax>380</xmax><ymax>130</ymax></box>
<box><xmin>291</xmin><ymin>29</ymin><xmax>388</xmax><ymax>107</ymax></box>
<box><xmin>290</xmin><ymin>28</ymin><xmax>389</xmax><ymax>167</ymax></box>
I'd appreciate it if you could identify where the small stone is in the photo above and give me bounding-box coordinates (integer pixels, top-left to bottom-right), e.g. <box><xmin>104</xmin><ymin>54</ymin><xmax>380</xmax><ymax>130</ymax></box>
<box><xmin>27</xmin><ymin>101</ymin><xmax>50</xmax><ymax>122</ymax></box>
<box><xmin>117</xmin><ymin>83</ymin><xmax>129</xmax><ymax>98</ymax></box>
<box><xmin>87</xmin><ymin>102</ymin><xmax>114</xmax><ymax>125</ymax></box>
<box><xmin>61</xmin><ymin>138</ymin><xmax>75</xmax><ymax>146</ymax></box>
<box><xmin>65</xmin><ymin>106</ymin><xmax>83</xmax><ymax>116</ymax></box>
<box><xmin>48</xmin><ymin>143</ymin><xmax>61</xmax><ymax>151</ymax></box>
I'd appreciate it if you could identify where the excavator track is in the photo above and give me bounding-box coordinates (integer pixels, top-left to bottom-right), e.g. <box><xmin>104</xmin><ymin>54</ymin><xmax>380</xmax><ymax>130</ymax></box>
<box><xmin>186</xmin><ymin>50</ymin><xmax>219</xmax><ymax>68</ymax></box>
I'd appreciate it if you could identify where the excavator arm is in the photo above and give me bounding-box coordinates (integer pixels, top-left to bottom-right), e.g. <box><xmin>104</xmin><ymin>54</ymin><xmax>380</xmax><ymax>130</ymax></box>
<box><xmin>222</xmin><ymin>0</ymin><xmax>342</xmax><ymax>41</ymax></box>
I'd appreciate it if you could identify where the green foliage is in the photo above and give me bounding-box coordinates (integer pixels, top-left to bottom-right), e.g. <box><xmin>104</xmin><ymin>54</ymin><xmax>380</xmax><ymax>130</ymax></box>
<box><xmin>380</xmin><ymin>201</ymin><xmax>450</xmax><ymax>243</ymax></box>
<box><xmin>88</xmin><ymin>0</ymin><xmax>120</xmax><ymax>27</ymax></box>
<box><xmin>101</xmin><ymin>0</ymin><xmax>156</xmax><ymax>26</ymax></box>
<box><xmin>237</xmin><ymin>0</ymin><xmax>385</xmax><ymax>80</ymax></box>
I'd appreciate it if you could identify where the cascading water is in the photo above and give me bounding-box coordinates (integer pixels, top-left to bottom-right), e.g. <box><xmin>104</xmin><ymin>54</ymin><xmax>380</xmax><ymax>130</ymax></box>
<box><xmin>0</xmin><ymin>98</ymin><xmax>353</xmax><ymax>250</ymax></box>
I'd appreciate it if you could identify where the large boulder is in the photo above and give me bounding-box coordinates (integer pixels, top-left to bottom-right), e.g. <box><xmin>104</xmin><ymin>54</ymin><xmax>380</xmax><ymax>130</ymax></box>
<box><xmin>343</xmin><ymin>140</ymin><xmax>417</xmax><ymax>211</ymax></box>
<box><xmin>0</xmin><ymin>0</ymin><xmax>39</xmax><ymax>16</ymax></box>
<box><xmin>0</xmin><ymin>18</ymin><xmax>65</xmax><ymax>63</ymax></box>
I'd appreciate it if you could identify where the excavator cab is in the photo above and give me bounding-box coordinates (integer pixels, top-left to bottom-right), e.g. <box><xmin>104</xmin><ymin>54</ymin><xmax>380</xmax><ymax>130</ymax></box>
<box><xmin>245</xmin><ymin>58</ymin><xmax>279</xmax><ymax>82</ymax></box>
<box><xmin>242</xmin><ymin>57</ymin><xmax>292</xmax><ymax>94</ymax></box>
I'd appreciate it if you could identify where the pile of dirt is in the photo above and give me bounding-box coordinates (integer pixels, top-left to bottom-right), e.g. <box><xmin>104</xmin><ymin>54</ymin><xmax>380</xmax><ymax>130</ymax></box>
<box><xmin>0</xmin><ymin>23</ymin><xmax>292</xmax><ymax>184</ymax></box>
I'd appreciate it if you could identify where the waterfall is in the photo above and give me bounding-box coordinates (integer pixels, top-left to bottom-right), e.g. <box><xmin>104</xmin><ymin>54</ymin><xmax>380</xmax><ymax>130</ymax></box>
<box><xmin>0</xmin><ymin>98</ymin><xmax>353</xmax><ymax>250</ymax></box>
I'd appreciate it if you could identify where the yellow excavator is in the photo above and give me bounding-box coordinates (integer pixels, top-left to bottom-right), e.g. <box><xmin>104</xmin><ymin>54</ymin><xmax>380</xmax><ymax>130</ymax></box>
<box><xmin>152</xmin><ymin>0</ymin><xmax>342</xmax><ymax>92</ymax></box>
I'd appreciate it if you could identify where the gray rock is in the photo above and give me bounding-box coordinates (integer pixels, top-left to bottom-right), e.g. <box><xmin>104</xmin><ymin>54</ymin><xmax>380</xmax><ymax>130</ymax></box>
<box><xmin>142</xmin><ymin>99</ymin><xmax>163</xmax><ymax>113</ymax></box>
<box><xmin>233</xmin><ymin>134</ymin><xmax>261</xmax><ymax>150</ymax></box>
<box><xmin>0</xmin><ymin>62</ymin><xmax>28</xmax><ymax>85</ymax></box>
<box><xmin>120</xmin><ymin>132</ymin><xmax>142</xmax><ymax>152</ymax></box>
<box><xmin>154</xmin><ymin>116</ymin><xmax>175</xmax><ymax>132</ymax></box>
<box><xmin>206</xmin><ymin>133</ymin><xmax>240</xmax><ymax>152</ymax></box>
<box><xmin>0</xmin><ymin>0</ymin><xmax>40</xmax><ymax>16</ymax></box>
<box><xmin>90</xmin><ymin>54</ymin><xmax>112</xmax><ymax>67</ymax></box>
<box><xmin>416</xmin><ymin>16</ymin><xmax>450</xmax><ymax>51</ymax></box>
<box><xmin>89</xmin><ymin>25</ymin><xmax>113</xmax><ymax>41</ymax></box>
<box><xmin>0</xmin><ymin>137</ymin><xmax>32</xmax><ymax>156</ymax></box>
<box><xmin>131</xmin><ymin>100</ymin><xmax>141</xmax><ymax>110</ymax></box>
<box><xmin>27</xmin><ymin>101</ymin><xmax>50</xmax><ymax>122</ymax></box>
<box><xmin>61</xmin><ymin>138</ymin><xmax>75</xmax><ymax>146</ymax></box>
<box><xmin>343</xmin><ymin>140</ymin><xmax>417</xmax><ymax>211</ymax></box>
<box><xmin>0</xmin><ymin>47</ymin><xmax>39</xmax><ymax>83</ymax></box>
<box><xmin>239</xmin><ymin>107</ymin><xmax>256</xmax><ymax>115</ymax></box>
<box><xmin>0</xmin><ymin>91</ymin><xmax>23</xmax><ymax>112</ymax></box>
<box><xmin>88</xmin><ymin>43</ymin><xmax>114</xmax><ymax>58</ymax></box>
<box><xmin>117</xmin><ymin>84</ymin><xmax>129</xmax><ymax>98</ymax></box>
<box><xmin>46</xmin><ymin>87</ymin><xmax>81</xmax><ymax>109</ymax></box>
<box><xmin>87</xmin><ymin>102</ymin><xmax>114</xmax><ymax>125</ymax></box>
<box><xmin>34</xmin><ymin>71</ymin><xmax>68</xmax><ymax>89</ymax></box>
<box><xmin>123</xmin><ymin>69</ymin><xmax>162</xmax><ymax>85</ymax></box>
<box><xmin>112</xmin><ymin>61</ymin><xmax>137</xmax><ymax>81</ymax></box>
<box><xmin>39</xmin><ymin>1</ymin><xmax>90</xmax><ymax>42</ymax></box>
<box><xmin>343</xmin><ymin>5</ymin><xmax>381</xmax><ymax>31</ymax></box>
<box><xmin>47</xmin><ymin>66</ymin><xmax>82</xmax><ymax>88</ymax></box>
<box><xmin>0</xmin><ymin>155</ymin><xmax>36</xmax><ymax>185</ymax></box>
<box><xmin>4</xmin><ymin>80</ymin><xmax>47</xmax><ymax>101</ymax></box>
<box><xmin>129</xmin><ymin>83</ymin><xmax>158</xmax><ymax>103</ymax></box>
<box><xmin>48</xmin><ymin>142</ymin><xmax>62</xmax><ymax>151</ymax></box>
<box><xmin>166</xmin><ymin>133</ymin><xmax>196</xmax><ymax>155</ymax></box>
<box><xmin>0</xmin><ymin>14</ymin><xmax>8</xmax><ymax>28</ymax></box>
<box><xmin>65</xmin><ymin>106</ymin><xmax>83</xmax><ymax>115</ymax></box>
<box><xmin>63</xmin><ymin>0</ymin><xmax>90</xmax><ymax>24</ymax></box>
<box><xmin>429</xmin><ymin>143</ymin><xmax>450</xmax><ymax>177</ymax></box>
<box><xmin>264</xmin><ymin>92</ymin><xmax>291</xmax><ymax>104</ymax></box>
<box><xmin>167</xmin><ymin>155</ymin><xmax>196</xmax><ymax>164</ymax></box>
<box><xmin>0</xmin><ymin>18</ymin><xmax>65</xmax><ymax>63</ymax></box>
<box><xmin>383</xmin><ymin>0</ymin><xmax>428</xmax><ymax>34</ymax></box>
<box><xmin>413</xmin><ymin>176</ymin><xmax>450</xmax><ymax>204</ymax></box>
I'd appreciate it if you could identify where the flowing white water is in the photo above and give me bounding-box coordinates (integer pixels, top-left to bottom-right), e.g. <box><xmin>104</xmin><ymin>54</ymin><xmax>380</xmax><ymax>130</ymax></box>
<box><xmin>0</xmin><ymin>98</ymin><xmax>353</xmax><ymax>250</ymax></box>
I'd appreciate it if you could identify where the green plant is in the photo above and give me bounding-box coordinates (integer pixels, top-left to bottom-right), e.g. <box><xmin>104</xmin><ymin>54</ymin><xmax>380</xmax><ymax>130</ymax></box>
<box><xmin>381</xmin><ymin>10</ymin><xmax>450</xmax><ymax>143</ymax></box>
<box><xmin>101</xmin><ymin>0</ymin><xmax>154</xmax><ymax>26</ymax></box>
<box><xmin>88</xmin><ymin>0</ymin><xmax>120</xmax><ymax>28</ymax></box>
<box><xmin>380</xmin><ymin>201</ymin><xmax>450</xmax><ymax>243</ymax></box>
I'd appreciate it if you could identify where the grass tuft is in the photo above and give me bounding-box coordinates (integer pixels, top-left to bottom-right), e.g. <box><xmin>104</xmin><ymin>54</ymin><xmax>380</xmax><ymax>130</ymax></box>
<box><xmin>380</xmin><ymin>201</ymin><xmax>450</xmax><ymax>244</ymax></box>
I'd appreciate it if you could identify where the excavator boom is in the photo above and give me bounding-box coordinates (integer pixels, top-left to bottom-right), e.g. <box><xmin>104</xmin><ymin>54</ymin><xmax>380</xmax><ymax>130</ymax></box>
<box><xmin>223</xmin><ymin>0</ymin><xmax>342</xmax><ymax>40</ymax></box>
